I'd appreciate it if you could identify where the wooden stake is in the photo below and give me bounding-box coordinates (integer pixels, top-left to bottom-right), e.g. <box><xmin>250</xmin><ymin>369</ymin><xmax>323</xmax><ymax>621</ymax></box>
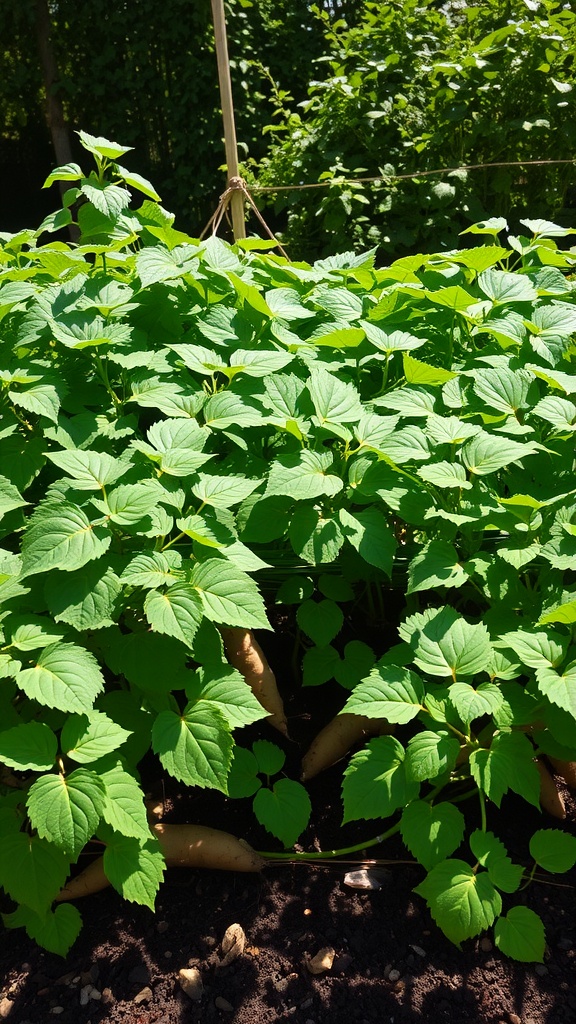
<box><xmin>210</xmin><ymin>0</ymin><xmax>246</xmax><ymax>240</ymax></box>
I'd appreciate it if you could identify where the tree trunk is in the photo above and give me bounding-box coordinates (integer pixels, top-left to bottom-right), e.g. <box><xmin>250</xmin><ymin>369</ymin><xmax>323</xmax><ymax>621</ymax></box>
<box><xmin>34</xmin><ymin>0</ymin><xmax>73</xmax><ymax>175</ymax></box>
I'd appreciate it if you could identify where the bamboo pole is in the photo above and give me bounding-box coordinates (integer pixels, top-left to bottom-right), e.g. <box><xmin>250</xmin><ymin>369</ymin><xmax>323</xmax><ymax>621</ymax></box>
<box><xmin>210</xmin><ymin>0</ymin><xmax>246</xmax><ymax>240</ymax></box>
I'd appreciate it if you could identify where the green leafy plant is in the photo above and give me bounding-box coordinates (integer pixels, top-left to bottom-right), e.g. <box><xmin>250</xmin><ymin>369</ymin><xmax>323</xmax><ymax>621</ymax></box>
<box><xmin>1</xmin><ymin>134</ymin><xmax>575</xmax><ymax>961</ymax></box>
<box><xmin>228</xmin><ymin>739</ymin><xmax>311</xmax><ymax>848</ymax></box>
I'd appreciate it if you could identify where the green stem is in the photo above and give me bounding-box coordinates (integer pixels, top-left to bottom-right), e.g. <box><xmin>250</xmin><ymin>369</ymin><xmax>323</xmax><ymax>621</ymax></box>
<box><xmin>256</xmin><ymin>783</ymin><xmax>449</xmax><ymax>862</ymax></box>
<box><xmin>478</xmin><ymin>787</ymin><xmax>487</xmax><ymax>832</ymax></box>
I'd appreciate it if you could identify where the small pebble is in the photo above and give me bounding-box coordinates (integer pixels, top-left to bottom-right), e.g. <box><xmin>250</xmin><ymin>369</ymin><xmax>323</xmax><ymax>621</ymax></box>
<box><xmin>157</xmin><ymin>921</ymin><xmax>169</xmax><ymax>934</ymax></box>
<box><xmin>90</xmin><ymin>988</ymin><xmax>101</xmax><ymax>1001</ymax></box>
<box><xmin>79</xmin><ymin>985</ymin><xmax>93</xmax><ymax>1007</ymax></box>
<box><xmin>215</xmin><ymin>996</ymin><xmax>234</xmax><ymax>1012</ymax></box>
<box><xmin>410</xmin><ymin>945</ymin><xmax>426</xmax><ymax>957</ymax></box>
<box><xmin>535</xmin><ymin>965</ymin><xmax>548</xmax><ymax>977</ymax></box>
<box><xmin>481</xmin><ymin>938</ymin><xmax>493</xmax><ymax>953</ymax></box>
<box><xmin>133</xmin><ymin>986</ymin><xmax>153</xmax><ymax>1005</ymax></box>
<box><xmin>388</xmin><ymin>969</ymin><xmax>401</xmax><ymax>983</ymax></box>
<box><xmin>164</xmin><ymin>951</ymin><xmax>173</xmax><ymax>959</ymax></box>
<box><xmin>508</xmin><ymin>1014</ymin><xmax>522</xmax><ymax>1024</ymax></box>
<box><xmin>178</xmin><ymin>968</ymin><xmax>203</xmax><ymax>1003</ymax></box>
<box><xmin>101</xmin><ymin>988</ymin><xmax>115</xmax><ymax>1006</ymax></box>
<box><xmin>306</xmin><ymin>947</ymin><xmax>335</xmax><ymax>975</ymax></box>
<box><xmin>50</xmin><ymin>1010</ymin><xmax>64</xmax><ymax>1016</ymax></box>
<box><xmin>0</xmin><ymin>999</ymin><xmax>14</xmax><ymax>1020</ymax></box>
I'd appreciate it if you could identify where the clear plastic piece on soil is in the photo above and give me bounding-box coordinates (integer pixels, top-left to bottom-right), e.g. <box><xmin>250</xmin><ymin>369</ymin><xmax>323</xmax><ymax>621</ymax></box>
<box><xmin>343</xmin><ymin>868</ymin><xmax>390</xmax><ymax>890</ymax></box>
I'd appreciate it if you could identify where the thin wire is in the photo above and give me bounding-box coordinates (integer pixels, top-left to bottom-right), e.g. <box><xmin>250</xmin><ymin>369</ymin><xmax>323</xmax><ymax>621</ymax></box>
<box><xmin>250</xmin><ymin>157</ymin><xmax>576</xmax><ymax>194</ymax></box>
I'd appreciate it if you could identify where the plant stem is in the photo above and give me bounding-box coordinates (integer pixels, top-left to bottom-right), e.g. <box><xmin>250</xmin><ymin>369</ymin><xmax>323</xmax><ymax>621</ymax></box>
<box><xmin>478</xmin><ymin>787</ymin><xmax>487</xmax><ymax>832</ymax></box>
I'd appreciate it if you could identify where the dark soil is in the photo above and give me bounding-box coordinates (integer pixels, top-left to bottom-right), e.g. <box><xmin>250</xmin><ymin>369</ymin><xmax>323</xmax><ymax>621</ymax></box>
<box><xmin>1</xmin><ymin>628</ymin><xmax>575</xmax><ymax>1024</ymax></box>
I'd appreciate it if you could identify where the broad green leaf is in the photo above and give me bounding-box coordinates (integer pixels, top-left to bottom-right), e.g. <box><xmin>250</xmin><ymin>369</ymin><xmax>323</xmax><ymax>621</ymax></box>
<box><xmin>471</xmin><ymin>366</ymin><xmax>533</xmax><ymax>415</ymax></box>
<box><xmin>253</xmin><ymin>739</ymin><xmax>285</xmax><ymax>776</ymax></box>
<box><xmin>21</xmin><ymin>502</ymin><xmax>111</xmax><ymax>576</ymax></box>
<box><xmin>45</xmin><ymin>449</ymin><xmax>128</xmax><ymax>490</ymax></box>
<box><xmin>192</xmin><ymin>473</ymin><xmax>261</xmax><ymax>509</ymax></box>
<box><xmin>334</xmin><ymin>641</ymin><xmax>376</xmax><ymax>690</ymax></box>
<box><xmin>497</xmin><ymin>628</ymin><xmax>568</xmax><ymax>669</ymax></box>
<box><xmin>478</xmin><ymin>269</ymin><xmax>537</xmax><ymax>304</ymax></box>
<box><xmin>302</xmin><ymin>644</ymin><xmax>340</xmax><ymax>687</ymax></box>
<box><xmin>77</xmin><ymin>130</ymin><xmax>133</xmax><ymax>159</ymax></box>
<box><xmin>144</xmin><ymin>583</ymin><xmax>203</xmax><ymax>648</ymax></box>
<box><xmin>417</xmin><ymin>461</ymin><xmax>472</xmax><ymax>490</ymax></box>
<box><xmin>411</xmin><ymin>607</ymin><xmax>492</xmax><ymax>680</ymax></box>
<box><xmin>469</xmin><ymin>830</ymin><xmax>523</xmax><ymax>893</ymax></box>
<box><xmin>529</xmin><ymin>829</ymin><xmax>576</xmax><ymax>873</ymax></box>
<box><xmin>0</xmin><ymin>475</ymin><xmax>28</xmax><ymax>520</ymax></box>
<box><xmin>45</xmin><ymin>563</ymin><xmax>122</xmax><ymax>630</ymax></box>
<box><xmin>403</xmin><ymin>354</ymin><xmax>457</xmax><ymax>385</ymax></box>
<box><xmin>415</xmin><ymin>860</ymin><xmax>502</xmax><ymax>946</ymax></box>
<box><xmin>60</xmin><ymin>710</ymin><xmax>131</xmax><ymax>764</ymax></box>
<box><xmin>190</xmin><ymin>664</ymin><xmax>268</xmax><ymax>729</ymax></box>
<box><xmin>461</xmin><ymin>432</ymin><xmax>537</xmax><ymax>476</ymax></box>
<box><xmin>449</xmin><ymin>682</ymin><xmax>504</xmax><ymax>725</ymax></box>
<box><xmin>297</xmin><ymin>599</ymin><xmax>343</xmax><ymax>647</ymax></box>
<box><xmin>227</xmin><ymin>746</ymin><xmax>262</xmax><ymax>799</ymax></box>
<box><xmin>96</xmin><ymin>483</ymin><xmax>159</xmax><ymax>526</ymax></box>
<box><xmin>103</xmin><ymin>834</ymin><xmax>164</xmax><ymax>909</ymax></box>
<box><xmin>4</xmin><ymin>903</ymin><xmax>82</xmax><ymax>958</ymax></box>
<box><xmin>10</xmin><ymin>384</ymin><xmax>61</xmax><ymax>423</ymax></box>
<box><xmin>343</xmin><ymin>665</ymin><xmax>424</xmax><ymax>724</ymax></box>
<box><xmin>289</xmin><ymin>507</ymin><xmax>345</xmax><ymax>565</ymax></box>
<box><xmin>342</xmin><ymin>735</ymin><xmax>419</xmax><ymax>823</ymax></box>
<box><xmin>178</xmin><ymin>510</ymin><xmax>235</xmax><ymax>549</ymax></box>
<box><xmin>538</xmin><ymin>600</ymin><xmax>576</xmax><ymax>626</ymax></box>
<box><xmin>27</xmin><ymin>769</ymin><xmax>106</xmax><ymax>858</ymax></box>
<box><xmin>0</xmin><ymin>721</ymin><xmax>57</xmax><ymax>771</ymax></box>
<box><xmin>339</xmin><ymin>507</ymin><xmax>397</xmax><ymax>575</ymax></box>
<box><xmin>535</xmin><ymin>662</ymin><xmax>576</xmax><ymax>720</ymax></box>
<box><xmin>404</xmin><ymin>731</ymin><xmax>460</xmax><ymax>782</ymax></box>
<box><xmin>308</xmin><ymin>368</ymin><xmax>363</xmax><ymax>424</ymax></box>
<box><xmin>377</xmin><ymin>425</ymin><xmax>431</xmax><ymax>464</ymax></box>
<box><xmin>253</xmin><ymin>779</ymin><xmax>311</xmax><ymax>848</ymax></box>
<box><xmin>267</xmin><ymin>450</ymin><xmax>343</xmax><ymax>501</ymax></box>
<box><xmin>469</xmin><ymin>731</ymin><xmax>540</xmax><ymax>809</ymax></box>
<box><xmin>203</xmin><ymin>390</ymin><xmax>263</xmax><ymax>429</ymax></box>
<box><xmin>99</xmin><ymin>762</ymin><xmax>151</xmax><ymax>840</ymax></box>
<box><xmin>8</xmin><ymin>615</ymin><xmax>66</xmax><ymax>651</ymax></box>
<box><xmin>494</xmin><ymin>907</ymin><xmax>545</xmax><ymax>963</ymax></box>
<box><xmin>152</xmin><ymin>703</ymin><xmax>233</xmax><ymax>792</ymax></box>
<box><xmin>120</xmin><ymin>550</ymin><xmax>183</xmax><ymax>589</ymax></box>
<box><xmin>532</xmin><ymin>396</ymin><xmax>576</xmax><ymax>432</ymax></box>
<box><xmin>16</xmin><ymin>642</ymin><xmax>105</xmax><ymax>713</ymax></box>
<box><xmin>0</xmin><ymin>833</ymin><xmax>70</xmax><ymax>914</ymax></box>
<box><xmin>361</xmin><ymin>321</ymin><xmax>424</xmax><ymax>354</ymax></box>
<box><xmin>407</xmin><ymin>541</ymin><xmax>468</xmax><ymax>594</ymax></box>
<box><xmin>400</xmin><ymin>800</ymin><xmax>466</xmax><ymax>871</ymax></box>
<box><xmin>188</xmin><ymin>559</ymin><xmax>270</xmax><ymax>629</ymax></box>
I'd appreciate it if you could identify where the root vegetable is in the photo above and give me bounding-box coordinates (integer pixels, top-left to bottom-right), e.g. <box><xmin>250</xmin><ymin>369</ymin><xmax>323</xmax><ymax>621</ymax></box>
<box><xmin>55</xmin><ymin>824</ymin><xmax>264</xmax><ymax>902</ymax></box>
<box><xmin>536</xmin><ymin>758</ymin><xmax>566</xmax><ymax>819</ymax></box>
<box><xmin>301</xmin><ymin>713</ymin><xmax>395</xmax><ymax>782</ymax></box>
<box><xmin>547</xmin><ymin>757</ymin><xmax>576</xmax><ymax>790</ymax></box>
<box><xmin>219</xmin><ymin>626</ymin><xmax>288</xmax><ymax>736</ymax></box>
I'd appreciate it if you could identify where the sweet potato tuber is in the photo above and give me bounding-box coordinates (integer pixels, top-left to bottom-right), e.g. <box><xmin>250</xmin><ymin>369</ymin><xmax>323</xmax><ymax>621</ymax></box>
<box><xmin>301</xmin><ymin>713</ymin><xmax>395</xmax><ymax>781</ymax></box>
<box><xmin>547</xmin><ymin>757</ymin><xmax>576</xmax><ymax>790</ymax></box>
<box><xmin>219</xmin><ymin>626</ymin><xmax>288</xmax><ymax>736</ymax></box>
<box><xmin>55</xmin><ymin>824</ymin><xmax>264</xmax><ymax>902</ymax></box>
<box><xmin>536</xmin><ymin>758</ymin><xmax>566</xmax><ymax>819</ymax></box>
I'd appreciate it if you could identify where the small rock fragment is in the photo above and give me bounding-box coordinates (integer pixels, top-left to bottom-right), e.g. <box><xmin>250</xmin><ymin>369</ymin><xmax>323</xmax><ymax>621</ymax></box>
<box><xmin>0</xmin><ymin>999</ymin><xmax>14</xmax><ymax>1019</ymax></box>
<box><xmin>410</xmin><ymin>945</ymin><xmax>426</xmax><ymax>957</ymax></box>
<box><xmin>157</xmin><ymin>921</ymin><xmax>169</xmax><ymax>934</ymax></box>
<box><xmin>535</xmin><ymin>964</ymin><xmax>548</xmax><ymax>977</ymax></box>
<box><xmin>79</xmin><ymin>985</ymin><xmax>93</xmax><ymax>1007</ymax></box>
<box><xmin>215</xmin><ymin>996</ymin><xmax>234</xmax><ymax>1012</ymax></box>
<box><xmin>508</xmin><ymin>1015</ymin><xmax>522</xmax><ymax>1024</ymax></box>
<box><xmin>388</xmin><ymin>969</ymin><xmax>401</xmax><ymax>983</ymax></box>
<box><xmin>306</xmin><ymin>947</ymin><xmax>336</xmax><ymax>975</ymax></box>
<box><xmin>480</xmin><ymin>938</ymin><xmax>493</xmax><ymax>953</ymax></box>
<box><xmin>133</xmin><ymin>986</ymin><xmax>153</xmax><ymax>1005</ymax></box>
<box><xmin>220</xmin><ymin>923</ymin><xmax>246</xmax><ymax>967</ymax></box>
<box><xmin>178</xmin><ymin>967</ymin><xmax>203</xmax><ymax>1002</ymax></box>
<box><xmin>101</xmin><ymin>988</ymin><xmax>115</xmax><ymax>1006</ymax></box>
<box><xmin>50</xmin><ymin>1009</ymin><xmax>64</xmax><ymax>1016</ymax></box>
<box><xmin>90</xmin><ymin>988</ymin><xmax>102</xmax><ymax>1001</ymax></box>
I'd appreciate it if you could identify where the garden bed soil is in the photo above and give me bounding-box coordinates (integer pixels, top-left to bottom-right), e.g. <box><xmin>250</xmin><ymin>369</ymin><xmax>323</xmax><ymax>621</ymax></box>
<box><xmin>1</xmin><ymin>630</ymin><xmax>575</xmax><ymax>1024</ymax></box>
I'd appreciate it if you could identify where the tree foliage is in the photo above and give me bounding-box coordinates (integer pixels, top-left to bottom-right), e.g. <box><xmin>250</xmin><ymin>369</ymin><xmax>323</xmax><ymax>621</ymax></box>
<box><xmin>254</xmin><ymin>0</ymin><xmax>576</xmax><ymax>258</ymax></box>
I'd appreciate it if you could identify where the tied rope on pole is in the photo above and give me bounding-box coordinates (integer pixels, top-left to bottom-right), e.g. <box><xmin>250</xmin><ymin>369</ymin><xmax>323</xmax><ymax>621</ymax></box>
<box><xmin>199</xmin><ymin>176</ymin><xmax>290</xmax><ymax>260</ymax></box>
